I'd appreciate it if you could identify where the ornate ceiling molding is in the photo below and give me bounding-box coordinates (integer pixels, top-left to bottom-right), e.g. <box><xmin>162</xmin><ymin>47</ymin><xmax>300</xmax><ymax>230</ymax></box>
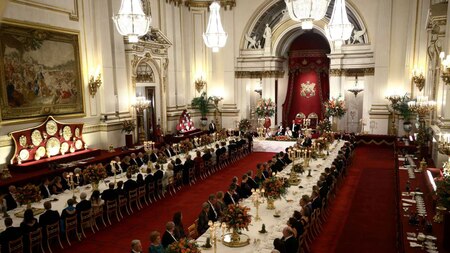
<box><xmin>235</xmin><ymin>70</ymin><xmax>285</xmax><ymax>79</ymax></box>
<box><xmin>166</xmin><ymin>0</ymin><xmax>183</xmax><ymax>6</ymax></box>
<box><xmin>184</xmin><ymin>0</ymin><xmax>236</xmax><ymax>10</ymax></box>
<box><xmin>329</xmin><ymin>68</ymin><xmax>375</xmax><ymax>76</ymax></box>
<box><xmin>11</xmin><ymin>0</ymin><xmax>79</xmax><ymax>21</ymax></box>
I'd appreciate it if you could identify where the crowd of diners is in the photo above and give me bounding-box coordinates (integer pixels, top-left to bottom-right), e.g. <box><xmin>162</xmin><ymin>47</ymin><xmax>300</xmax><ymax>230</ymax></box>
<box><xmin>142</xmin><ymin>136</ymin><xmax>356</xmax><ymax>253</ymax></box>
<box><xmin>0</xmin><ymin>135</ymin><xmax>253</xmax><ymax>253</ymax></box>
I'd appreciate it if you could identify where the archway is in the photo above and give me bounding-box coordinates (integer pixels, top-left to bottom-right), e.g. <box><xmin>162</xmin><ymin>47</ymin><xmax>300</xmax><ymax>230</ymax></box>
<box><xmin>282</xmin><ymin>32</ymin><xmax>331</xmax><ymax>128</ymax></box>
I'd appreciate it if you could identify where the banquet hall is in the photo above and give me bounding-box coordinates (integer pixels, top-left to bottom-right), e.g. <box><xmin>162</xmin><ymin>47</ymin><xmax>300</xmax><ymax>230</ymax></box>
<box><xmin>0</xmin><ymin>0</ymin><xmax>449</xmax><ymax>252</ymax></box>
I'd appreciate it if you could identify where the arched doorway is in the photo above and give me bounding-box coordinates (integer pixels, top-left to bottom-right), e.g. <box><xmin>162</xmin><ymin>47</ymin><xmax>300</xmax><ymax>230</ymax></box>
<box><xmin>282</xmin><ymin>32</ymin><xmax>330</xmax><ymax>128</ymax></box>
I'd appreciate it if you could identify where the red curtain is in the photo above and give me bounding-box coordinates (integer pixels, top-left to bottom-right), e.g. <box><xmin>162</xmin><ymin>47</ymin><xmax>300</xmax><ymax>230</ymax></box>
<box><xmin>282</xmin><ymin>51</ymin><xmax>329</xmax><ymax>126</ymax></box>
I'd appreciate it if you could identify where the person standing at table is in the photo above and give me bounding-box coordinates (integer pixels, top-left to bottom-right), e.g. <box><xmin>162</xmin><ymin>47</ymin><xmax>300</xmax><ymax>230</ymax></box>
<box><xmin>209</xmin><ymin>120</ymin><xmax>216</xmax><ymax>134</ymax></box>
<box><xmin>161</xmin><ymin>221</ymin><xmax>177</xmax><ymax>248</ymax></box>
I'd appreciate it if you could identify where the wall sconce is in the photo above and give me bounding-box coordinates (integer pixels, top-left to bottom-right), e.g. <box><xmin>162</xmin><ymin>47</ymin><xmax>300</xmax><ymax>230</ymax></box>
<box><xmin>439</xmin><ymin>52</ymin><xmax>450</xmax><ymax>85</ymax></box>
<box><xmin>88</xmin><ymin>73</ymin><xmax>102</xmax><ymax>97</ymax></box>
<box><xmin>210</xmin><ymin>96</ymin><xmax>223</xmax><ymax>108</ymax></box>
<box><xmin>412</xmin><ymin>69</ymin><xmax>425</xmax><ymax>91</ymax></box>
<box><xmin>254</xmin><ymin>78</ymin><xmax>262</xmax><ymax>97</ymax></box>
<box><xmin>195</xmin><ymin>76</ymin><xmax>207</xmax><ymax>93</ymax></box>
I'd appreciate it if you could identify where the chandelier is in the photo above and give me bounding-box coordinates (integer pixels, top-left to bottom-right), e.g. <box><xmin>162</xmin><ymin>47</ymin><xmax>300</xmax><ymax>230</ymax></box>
<box><xmin>347</xmin><ymin>75</ymin><xmax>363</xmax><ymax>97</ymax></box>
<box><xmin>112</xmin><ymin>0</ymin><xmax>152</xmax><ymax>43</ymax></box>
<box><xmin>132</xmin><ymin>96</ymin><xmax>151</xmax><ymax>113</ymax></box>
<box><xmin>325</xmin><ymin>0</ymin><xmax>353</xmax><ymax>48</ymax></box>
<box><xmin>285</xmin><ymin>0</ymin><xmax>331</xmax><ymax>30</ymax></box>
<box><xmin>203</xmin><ymin>1</ymin><xmax>228</xmax><ymax>52</ymax></box>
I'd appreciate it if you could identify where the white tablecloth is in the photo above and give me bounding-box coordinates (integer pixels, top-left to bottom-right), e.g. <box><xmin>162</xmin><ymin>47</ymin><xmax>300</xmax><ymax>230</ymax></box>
<box><xmin>253</xmin><ymin>140</ymin><xmax>297</xmax><ymax>153</ymax></box>
<box><xmin>196</xmin><ymin>141</ymin><xmax>345</xmax><ymax>253</ymax></box>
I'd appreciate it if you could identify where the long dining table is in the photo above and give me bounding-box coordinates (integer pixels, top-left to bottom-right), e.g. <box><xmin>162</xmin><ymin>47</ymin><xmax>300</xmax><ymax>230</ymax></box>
<box><xmin>195</xmin><ymin>140</ymin><xmax>345</xmax><ymax>253</ymax></box>
<box><xmin>0</xmin><ymin>138</ymin><xmax>243</xmax><ymax>231</ymax></box>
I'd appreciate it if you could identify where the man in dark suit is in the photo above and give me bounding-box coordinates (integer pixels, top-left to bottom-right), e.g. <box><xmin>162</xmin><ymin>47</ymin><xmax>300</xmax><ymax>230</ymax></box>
<box><xmin>161</xmin><ymin>221</ymin><xmax>177</xmax><ymax>248</ymax></box>
<box><xmin>224</xmin><ymin>184</ymin><xmax>239</xmax><ymax>206</ymax></box>
<box><xmin>196</xmin><ymin>202</ymin><xmax>210</xmax><ymax>235</ymax></box>
<box><xmin>239</xmin><ymin>175</ymin><xmax>252</xmax><ymax>198</ymax></box>
<box><xmin>164</xmin><ymin>144</ymin><xmax>176</xmax><ymax>157</ymax></box>
<box><xmin>0</xmin><ymin>217</ymin><xmax>22</xmax><ymax>253</ymax></box>
<box><xmin>4</xmin><ymin>185</ymin><xmax>18</xmax><ymax>211</ymax></box>
<box><xmin>76</xmin><ymin>192</ymin><xmax>92</xmax><ymax>213</ymax></box>
<box><xmin>311</xmin><ymin>190</ymin><xmax>322</xmax><ymax>210</ymax></box>
<box><xmin>209</xmin><ymin>120</ymin><xmax>216</xmax><ymax>134</ymax></box>
<box><xmin>123</xmin><ymin>173</ymin><xmax>138</xmax><ymax>194</ymax></box>
<box><xmin>207</xmin><ymin>194</ymin><xmax>218</xmax><ymax>222</ymax></box>
<box><xmin>106</xmin><ymin>157</ymin><xmax>124</xmax><ymax>176</ymax></box>
<box><xmin>149</xmin><ymin>149</ymin><xmax>159</xmax><ymax>163</ymax></box>
<box><xmin>61</xmin><ymin>172</ymin><xmax>70</xmax><ymax>190</ymax></box>
<box><xmin>137</xmin><ymin>152</ymin><xmax>147</xmax><ymax>166</ymax></box>
<box><xmin>130</xmin><ymin>153</ymin><xmax>139</xmax><ymax>166</ymax></box>
<box><xmin>246</xmin><ymin>170</ymin><xmax>258</xmax><ymax>189</ymax></box>
<box><xmin>39</xmin><ymin>201</ymin><xmax>60</xmax><ymax>234</ymax></box>
<box><xmin>101</xmin><ymin>182</ymin><xmax>118</xmax><ymax>201</ymax></box>
<box><xmin>202</xmin><ymin>149</ymin><xmax>212</xmax><ymax>162</ymax></box>
<box><xmin>39</xmin><ymin>178</ymin><xmax>52</xmax><ymax>199</ymax></box>
<box><xmin>291</xmin><ymin>120</ymin><xmax>300</xmax><ymax>138</ymax></box>
<box><xmin>302</xmin><ymin>135</ymin><xmax>313</xmax><ymax>147</ymax></box>
<box><xmin>282</xmin><ymin>226</ymin><xmax>298</xmax><ymax>253</ymax></box>
<box><xmin>183</xmin><ymin>155</ymin><xmax>195</xmax><ymax>185</ymax></box>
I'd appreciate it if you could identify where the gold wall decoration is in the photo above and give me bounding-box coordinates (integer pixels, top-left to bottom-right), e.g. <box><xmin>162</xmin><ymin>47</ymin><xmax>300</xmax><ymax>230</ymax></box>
<box><xmin>0</xmin><ymin>21</ymin><xmax>84</xmax><ymax>122</ymax></box>
<box><xmin>185</xmin><ymin>0</ymin><xmax>236</xmax><ymax>10</ymax></box>
<box><xmin>329</xmin><ymin>68</ymin><xmax>375</xmax><ymax>76</ymax></box>
<box><xmin>235</xmin><ymin>70</ymin><xmax>285</xmax><ymax>79</ymax></box>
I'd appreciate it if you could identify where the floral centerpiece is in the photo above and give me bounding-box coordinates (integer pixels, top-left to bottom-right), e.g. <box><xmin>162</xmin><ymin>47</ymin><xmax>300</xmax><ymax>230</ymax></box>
<box><xmin>238</xmin><ymin>119</ymin><xmax>252</xmax><ymax>133</ymax></box>
<box><xmin>255</xmin><ymin>98</ymin><xmax>276</xmax><ymax>118</ymax></box>
<box><xmin>16</xmin><ymin>184</ymin><xmax>41</xmax><ymax>206</ymax></box>
<box><xmin>180</xmin><ymin>139</ymin><xmax>194</xmax><ymax>154</ymax></box>
<box><xmin>436</xmin><ymin>163</ymin><xmax>450</xmax><ymax>209</ymax></box>
<box><xmin>200</xmin><ymin>134</ymin><xmax>213</xmax><ymax>146</ymax></box>
<box><xmin>82</xmin><ymin>163</ymin><xmax>107</xmax><ymax>190</ymax></box>
<box><xmin>156</xmin><ymin>155</ymin><xmax>168</xmax><ymax>164</ymax></box>
<box><xmin>318</xmin><ymin>119</ymin><xmax>332</xmax><ymax>132</ymax></box>
<box><xmin>222</xmin><ymin>204</ymin><xmax>252</xmax><ymax>243</ymax></box>
<box><xmin>216</xmin><ymin>129</ymin><xmax>228</xmax><ymax>141</ymax></box>
<box><xmin>166</xmin><ymin>238</ymin><xmax>201</xmax><ymax>253</ymax></box>
<box><xmin>262</xmin><ymin>177</ymin><xmax>289</xmax><ymax>200</ymax></box>
<box><xmin>324</xmin><ymin>97</ymin><xmax>347</xmax><ymax>119</ymax></box>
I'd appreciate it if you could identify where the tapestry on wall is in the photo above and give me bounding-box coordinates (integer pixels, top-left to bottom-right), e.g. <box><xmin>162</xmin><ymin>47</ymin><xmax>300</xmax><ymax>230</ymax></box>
<box><xmin>0</xmin><ymin>22</ymin><xmax>84</xmax><ymax>121</ymax></box>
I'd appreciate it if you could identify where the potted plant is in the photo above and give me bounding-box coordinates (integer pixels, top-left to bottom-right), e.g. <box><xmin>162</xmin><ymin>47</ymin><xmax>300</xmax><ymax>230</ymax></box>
<box><xmin>393</xmin><ymin>94</ymin><xmax>413</xmax><ymax>133</ymax></box>
<box><xmin>121</xmin><ymin>120</ymin><xmax>136</xmax><ymax>147</ymax></box>
<box><xmin>191</xmin><ymin>92</ymin><xmax>212</xmax><ymax>126</ymax></box>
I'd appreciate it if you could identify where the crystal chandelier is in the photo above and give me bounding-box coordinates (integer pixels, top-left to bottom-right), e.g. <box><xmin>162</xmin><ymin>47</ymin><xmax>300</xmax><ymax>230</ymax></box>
<box><xmin>112</xmin><ymin>0</ymin><xmax>152</xmax><ymax>43</ymax></box>
<box><xmin>325</xmin><ymin>0</ymin><xmax>353</xmax><ymax>48</ymax></box>
<box><xmin>203</xmin><ymin>1</ymin><xmax>228</xmax><ymax>52</ymax></box>
<box><xmin>347</xmin><ymin>74</ymin><xmax>363</xmax><ymax>97</ymax></box>
<box><xmin>285</xmin><ymin>0</ymin><xmax>331</xmax><ymax>30</ymax></box>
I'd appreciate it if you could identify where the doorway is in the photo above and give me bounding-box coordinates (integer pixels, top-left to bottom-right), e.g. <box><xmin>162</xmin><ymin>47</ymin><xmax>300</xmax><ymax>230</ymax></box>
<box><xmin>145</xmin><ymin>87</ymin><xmax>156</xmax><ymax>140</ymax></box>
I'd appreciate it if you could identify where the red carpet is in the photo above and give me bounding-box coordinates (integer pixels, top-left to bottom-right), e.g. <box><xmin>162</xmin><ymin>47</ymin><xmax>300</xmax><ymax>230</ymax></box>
<box><xmin>60</xmin><ymin>152</ymin><xmax>275</xmax><ymax>253</ymax></box>
<box><xmin>311</xmin><ymin>144</ymin><xmax>398</xmax><ymax>253</ymax></box>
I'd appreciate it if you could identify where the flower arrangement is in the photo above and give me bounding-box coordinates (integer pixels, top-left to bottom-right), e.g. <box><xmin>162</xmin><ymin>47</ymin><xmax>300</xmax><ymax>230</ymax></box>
<box><xmin>166</xmin><ymin>238</ymin><xmax>201</xmax><ymax>253</ymax></box>
<box><xmin>436</xmin><ymin>174</ymin><xmax>450</xmax><ymax>209</ymax></box>
<box><xmin>222</xmin><ymin>204</ymin><xmax>252</xmax><ymax>231</ymax></box>
<box><xmin>180</xmin><ymin>139</ymin><xmax>194</xmax><ymax>154</ymax></box>
<box><xmin>324</xmin><ymin>97</ymin><xmax>347</xmax><ymax>118</ymax></box>
<box><xmin>238</xmin><ymin>119</ymin><xmax>252</xmax><ymax>132</ymax></box>
<box><xmin>82</xmin><ymin>163</ymin><xmax>107</xmax><ymax>183</ymax></box>
<box><xmin>293</xmin><ymin>163</ymin><xmax>304</xmax><ymax>174</ymax></box>
<box><xmin>321</xmin><ymin>132</ymin><xmax>335</xmax><ymax>144</ymax></box>
<box><xmin>317</xmin><ymin>119</ymin><xmax>332</xmax><ymax>132</ymax></box>
<box><xmin>121</xmin><ymin>120</ymin><xmax>136</xmax><ymax>134</ymax></box>
<box><xmin>266</xmin><ymin>136</ymin><xmax>295</xmax><ymax>141</ymax></box>
<box><xmin>16</xmin><ymin>184</ymin><xmax>41</xmax><ymax>205</ymax></box>
<box><xmin>255</xmin><ymin>98</ymin><xmax>276</xmax><ymax>118</ymax></box>
<box><xmin>156</xmin><ymin>154</ymin><xmax>168</xmax><ymax>164</ymax></box>
<box><xmin>200</xmin><ymin>134</ymin><xmax>214</xmax><ymax>146</ymax></box>
<box><xmin>262</xmin><ymin>177</ymin><xmax>289</xmax><ymax>199</ymax></box>
<box><xmin>216</xmin><ymin>129</ymin><xmax>228</xmax><ymax>141</ymax></box>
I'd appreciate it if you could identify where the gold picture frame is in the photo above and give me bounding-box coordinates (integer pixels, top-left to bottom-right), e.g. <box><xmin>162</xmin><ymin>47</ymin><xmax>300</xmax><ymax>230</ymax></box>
<box><xmin>0</xmin><ymin>20</ymin><xmax>85</xmax><ymax>122</ymax></box>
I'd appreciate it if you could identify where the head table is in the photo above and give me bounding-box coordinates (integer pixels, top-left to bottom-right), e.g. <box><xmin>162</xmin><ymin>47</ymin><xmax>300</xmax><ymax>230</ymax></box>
<box><xmin>195</xmin><ymin>140</ymin><xmax>345</xmax><ymax>253</ymax></box>
<box><xmin>0</xmin><ymin>138</ymin><xmax>239</xmax><ymax>231</ymax></box>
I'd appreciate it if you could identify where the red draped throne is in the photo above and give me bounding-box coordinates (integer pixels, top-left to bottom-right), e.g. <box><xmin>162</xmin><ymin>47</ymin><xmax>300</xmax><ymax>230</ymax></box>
<box><xmin>176</xmin><ymin>110</ymin><xmax>196</xmax><ymax>134</ymax></box>
<box><xmin>282</xmin><ymin>33</ymin><xmax>330</xmax><ymax>129</ymax></box>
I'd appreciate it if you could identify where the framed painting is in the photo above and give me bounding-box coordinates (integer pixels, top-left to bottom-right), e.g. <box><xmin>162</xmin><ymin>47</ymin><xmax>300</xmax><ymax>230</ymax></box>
<box><xmin>0</xmin><ymin>21</ymin><xmax>84</xmax><ymax>122</ymax></box>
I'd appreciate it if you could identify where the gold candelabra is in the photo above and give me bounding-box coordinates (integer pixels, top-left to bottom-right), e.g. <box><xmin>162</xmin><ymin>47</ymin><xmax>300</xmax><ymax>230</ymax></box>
<box><xmin>287</xmin><ymin>148</ymin><xmax>301</xmax><ymax>186</ymax></box>
<box><xmin>439</xmin><ymin>53</ymin><xmax>450</xmax><ymax>85</ymax></box>
<box><xmin>251</xmin><ymin>188</ymin><xmax>264</xmax><ymax>221</ymax></box>
<box><xmin>386</xmin><ymin>95</ymin><xmax>402</xmax><ymax>136</ymax></box>
<box><xmin>132</xmin><ymin>97</ymin><xmax>151</xmax><ymax>144</ymax></box>
<box><xmin>208</xmin><ymin>221</ymin><xmax>220</xmax><ymax>253</ymax></box>
<box><xmin>195</xmin><ymin>77</ymin><xmax>207</xmax><ymax>93</ymax></box>
<box><xmin>66</xmin><ymin>172</ymin><xmax>80</xmax><ymax>198</ymax></box>
<box><xmin>408</xmin><ymin>99</ymin><xmax>436</xmax><ymax>119</ymax></box>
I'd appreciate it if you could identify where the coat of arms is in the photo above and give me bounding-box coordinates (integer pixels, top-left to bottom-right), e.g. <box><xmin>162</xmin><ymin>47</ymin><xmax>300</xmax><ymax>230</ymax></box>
<box><xmin>300</xmin><ymin>81</ymin><xmax>316</xmax><ymax>98</ymax></box>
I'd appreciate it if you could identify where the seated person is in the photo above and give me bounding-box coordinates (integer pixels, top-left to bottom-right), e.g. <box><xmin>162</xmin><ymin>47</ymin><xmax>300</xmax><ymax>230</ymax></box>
<box><xmin>39</xmin><ymin>201</ymin><xmax>60</xmax><ymax>233</ymax></box>
<box><xmin>40</xmin><ymin>178</ymin><xmax>52</xmax><ymax>199</ymax></box>
<box><xmin>0</xmin><ymin>217</ymin><xmax>22</xmax><ymax>253</ymax></box>
<box><xmin>102</xmin><ymin>182</ymin><xmax>118</xmax><ymax>201</ymax></box>
<box><xmin>123</xmin><ymin>173</ymin><xmax>138</xmax><ymax>194</ymax></box>
<box><xmin>76</xmin><ymin>192</ymin><xmax>92</xmax><ymax>218</ymax></box>
<box><xmin>196</xmin><ymin>202</ymin><xmax>210</xmax><ymax>236</ymax></box>
<box><xmin>4</xmin><ymin>186</ymin><xmax>18</xmax><ymax>211</ymax></box>
<box><xmin>281</xmin><ymin>226</ymin><xmax>298</xmax><ymax>253</ymax></box>
<box><xmin>51</xmin><ymin>176</ymin><xmax>65</xmax><ymax>194</ymax></box>
<box><xmin>20</xmin><ymin>209</ymin><xmax>39</xmax><ymax>250</ymax></box>
<box><xmin>285</xmin><ymin>127</ymin><xmax>293</xmax><ymax>138</ymax></box>
<box><xmin>275</xmin><ymin>125</ymin><xmax>284</xmax><ymax>136</ymax></box>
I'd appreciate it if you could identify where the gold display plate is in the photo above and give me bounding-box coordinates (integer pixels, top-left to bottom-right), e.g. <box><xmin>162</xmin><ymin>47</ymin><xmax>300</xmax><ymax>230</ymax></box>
<box><xmin>46</xmin><ymin>120</ymin><xmax>58</xmax><ymax>136</ymax></box>
<box><xmin>61</xmin><ymin>142</ymin><xmax>69</xmax><ymax>153</ymax></box>
<box><xmin>62</xmin><ymin>126</ymin><xmax>72</xmax><ymax>141</ymax></box>
<box><xmin>36</xmin><ymin>146</ymin><xmax>46</xmax><ymax>157</ymax></box>
<box><xmin>222</xmin><ymin>233</ymin><xmax>250</xmax><ymax>248</ymax></box>
<box><xmin>75</xmin><ymin>139</ymin><xmax>83</xmax><ymax>150</ymax></box>
<box><xmin>31</xmin><ymin>130</ymin><xmax>43</xmax><ymax>146</ymax></box>
<box><xmin>46</xmin><ymin>137</ymin><xmax>61</xmax><ymax>156</ymax></box>
<box><xmin>19</xmin><ymin>135</ymin><xmax>27</xmax><ymax>147</ymax></box>
<box><xmin>19</xmin><ymin>149</ymin><xmax>29</xmax><ymax>161</ymax></box>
